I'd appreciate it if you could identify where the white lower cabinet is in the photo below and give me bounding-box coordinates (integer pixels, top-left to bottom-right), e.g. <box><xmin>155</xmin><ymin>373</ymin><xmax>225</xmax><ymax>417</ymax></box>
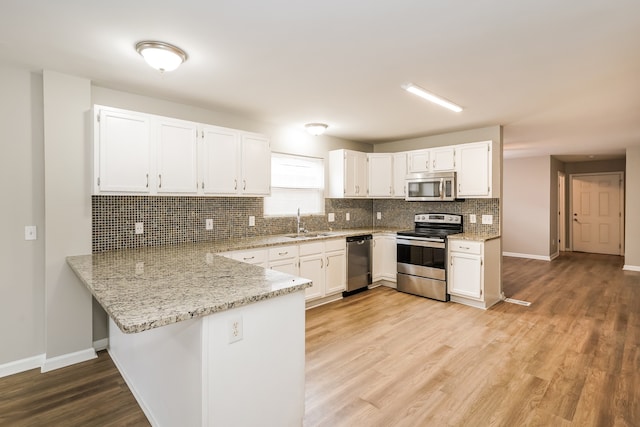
<box><xmin>299</xmin><ymin>239</ymin><xmax>346</xmax><ymax>302</ymax></box>
<box><xmin>372</xmin><ymin>234</ymin><xmax>397</xmax><ymax>285</ymax></box>
<box><xmin>268</xmin><ymin>245</ymin><xmax>299</xmax><ymax>275</ymax></box>
<box><xmin>448</xmin><ymin>238</ymin><xmax>501</xmax><ymax>309</ymax></box>
<box><xmin>323</xmin><ymin>239</ymin><xmax>347</xmax><ymax>296</ymax></box>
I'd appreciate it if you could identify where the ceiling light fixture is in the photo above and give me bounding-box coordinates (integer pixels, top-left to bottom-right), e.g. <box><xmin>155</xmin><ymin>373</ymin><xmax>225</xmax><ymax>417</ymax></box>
<box><xmin>305</xmin><ymin>123</ymin><xmax>328</xmax><ymax>136</ymax></box>
<box><xmin>135</xmin><ymin>41</ymin><xmax>188</xmax><ymax>72</ymax></box>
<box><xmin>401</xmin><ymin>83</ymin><xmax>463</xmax><ymax>113</ymax></box>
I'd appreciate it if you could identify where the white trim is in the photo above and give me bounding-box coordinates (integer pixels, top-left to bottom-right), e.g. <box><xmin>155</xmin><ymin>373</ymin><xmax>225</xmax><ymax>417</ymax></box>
<box><xmin>0</xmin><ymin>353</ymin><xmax>45</xmax><ymax>378</ymax></box>
<box><xmin>623</xmin><ymin>265</ymin><xmax>640</xmax><ymax>272</ymax></box>
<box><xmin>503</xmin><ymin>252</ymin><xmax>553</xmax><ymax>261</ymax></box>
<box><xmin>550</xmin><ymin>251</ymin><xmax>559</xmax><ymax>260</ymax></box>
<box><xmin>41</xmin><ymin>347</ymin><xmax>97</xmax><ymax>373</ymax></box>
<box><xmin>93</xmin><ymin>338</ymin><xmax>109</xmax><ymax>351</ymax></box>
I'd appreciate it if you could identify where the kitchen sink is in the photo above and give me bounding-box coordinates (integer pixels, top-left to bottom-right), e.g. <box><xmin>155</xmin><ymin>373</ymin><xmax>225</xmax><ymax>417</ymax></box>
<box><xmin>285</xmin><ymin>232</ymin><xmax>333</xmax><ymax>239</ymax></box>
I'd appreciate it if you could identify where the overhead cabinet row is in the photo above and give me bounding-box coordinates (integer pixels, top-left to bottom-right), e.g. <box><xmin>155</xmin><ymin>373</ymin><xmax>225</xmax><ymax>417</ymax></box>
<box><xmin>329</xmin><ymin>140</ymin><xmax>497</xmax><ymax>199</ymax></box>
<box><xmin>93</xmin><ymin>106</ymin><xmax>271</xmax><ymax>196</ymax></box>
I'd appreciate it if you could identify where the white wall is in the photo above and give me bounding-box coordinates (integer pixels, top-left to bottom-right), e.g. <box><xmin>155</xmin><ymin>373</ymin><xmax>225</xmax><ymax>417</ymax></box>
<box><xmin>503</xmin><ymin>156</ymin><xmax>551</xmax><ymax>259</ymax></box>
<box><xmin>42</xmin><ymin>71</ymin><xmax>95</xmax><ymax>368</ymax></box>
<box><xmin>624</xmin><ymin>147</ymin><xmax>640</xmax><ymax>270</ymax></box>
<box><xmin>0</xmin><ymin>65</ymin><xmax>45</xmax><ymax>366</ymax></box>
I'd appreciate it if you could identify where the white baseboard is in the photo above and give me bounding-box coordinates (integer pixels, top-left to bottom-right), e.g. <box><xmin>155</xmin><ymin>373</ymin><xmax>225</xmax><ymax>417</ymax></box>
<box><xmin>623</xmin><ymin>264</ymin><xmax>640</xmax><ymax>272</ymax></box>
<box><xmin>0</xmin><ymin>353</ymin><xmax>45</xmax><ymax>378</ymax></box>
<box><xmin>503</xmin><ymin>252</ymin><xmax>553</xmax><ymax>261</ymax></box>
<box><xmin>41</xmin><ymin>347</ymin><xmax>97</xmax><ymax>373</ymax></box>
<box><xmin>550</xmin><ymin>251</ymin><xmax>559</xmax><ymax>260</ymax></box>
<box><xmin>93</xmin><ymin>338</ymin><xmax>109</xmax><ymax>351</ymax></box>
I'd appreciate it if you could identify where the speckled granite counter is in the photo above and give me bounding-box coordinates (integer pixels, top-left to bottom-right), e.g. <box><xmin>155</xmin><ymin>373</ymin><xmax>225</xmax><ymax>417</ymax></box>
<box><xmin>447</xmin><ymin>232</ymin><xmax>501</xmax><ymax>242</ymax></box>
<box><xmin>67</xmin><ymin>244</ymin><xmax>312</xmax><ymax>334</ymax></box>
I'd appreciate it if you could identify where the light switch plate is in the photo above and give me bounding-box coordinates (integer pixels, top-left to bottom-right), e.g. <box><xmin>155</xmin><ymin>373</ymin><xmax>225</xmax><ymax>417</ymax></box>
<box><xmin>328</xmin><ymin>213</ymin><xmax>335</xmax><ymax>222</ymax></box>
<box><xmin>482</xmin><ymin>214</ymin><xmax>493</xmax><ymax>225</ymax></box>
<box><xmin>376</xmin><ymin>212</ymin><xmax>382</xmax><ymax>220</ymax></box>
<box><xmin>346</xmin><ymin>213</ymin><xmax>350</xmax><ymax>221</ymax></box>
<box><xmin>469</xmin><ymin>214</ymin><xmax>477</xmax><ymax>224</ymax></box>
<box><xmin>205</xmin><ymin>219</ymin><xmax>213</xmax><ymax>230</ymax></box>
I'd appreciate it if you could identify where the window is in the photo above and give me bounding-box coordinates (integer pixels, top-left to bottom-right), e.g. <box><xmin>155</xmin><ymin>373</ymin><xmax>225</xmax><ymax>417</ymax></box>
<box><xmin>264</xmin><ymin>153</ymin><xmax>324</xmax><ymax>216</ymax></box>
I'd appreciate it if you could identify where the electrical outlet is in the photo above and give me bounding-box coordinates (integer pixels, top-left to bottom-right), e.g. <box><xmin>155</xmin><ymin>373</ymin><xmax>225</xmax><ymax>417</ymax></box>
<box><xmin>346</xmin><ymin>213</ymin><xmax>350</xmax><ymax>221</ymax></box>
<box><xmin>328</xmin><ymin>213</ymin><xmax>335</xmax><ymax>222</ymax></box>
<box><xmin>206</xmin><ymin>219</ymin><xmax>213</xmax><ymax>230</ymax></box>
<box><xmin>228</xmin><ymin>316</ymin><xmax>243</xmax><ymax>343</ymax></box>
<box><xmin>248</xmin><ymin>216</ymin><xmax>255</xmax><ymax>227</ymax></box>
<box><xmin>376</xmin><ymin>212</ymin><xmax>382</xmax><ymax>220</ymax></box>
<box><xmin>24</xmin><ymin>225</ymin><xmax>37</xmax><ymax>241</ymax></box>
<box><xmin>135</xmin><ymin>262</ymin><xmax>144</xmax><ymax>275</ymax></box>
<box><xmin>469</xmin><ymin>214</ymin><xmax>477</xmax><ymax>224</ymax></box>
<box><xmin>482</xmin><ymin>214</ymin><xmax>493</xmax><ymax>225</ymax></box>
<box><xmin>135</xmin><ymin>222</ymin><xmax>144</xmax><ymax>234</ymax></box>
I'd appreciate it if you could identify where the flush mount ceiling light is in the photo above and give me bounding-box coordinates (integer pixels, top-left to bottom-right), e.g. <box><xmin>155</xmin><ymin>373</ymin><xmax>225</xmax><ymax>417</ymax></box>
<box><xmin>135</xmin><ymin>41</ymin><xmax>188</xmax><ymax>72</ymax></box>
<box><xmin>401</xmin><ymin>83</ymin><xmax>463</xmax><ymax>113</ymax></box>
<box><xmin>305</xmin><ymin>123</ymin><xmax>328</xmax><ymax>136</ymax></box>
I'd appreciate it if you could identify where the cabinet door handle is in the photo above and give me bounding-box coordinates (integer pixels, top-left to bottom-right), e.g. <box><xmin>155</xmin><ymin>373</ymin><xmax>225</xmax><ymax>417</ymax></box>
<box><xmin>201</xmin><ymin>182</ymin><xmax>204</xmax><ymax>190</ymax></box>
<box><xmin>158</xmin><ymin>174</ymin><xmax>162</xmax><ymax>188</ymax></box>
<box><xmin>321</xmin><ymin>259</ymin><xmax>324</xmax><ymax>268</ymax></box>
<box><xmin>326</xmin><ymin>257</ymin><xmax>330</xmax><ymax>267</ymax></box>
<box><xmin>146</xmin><ymin>173</ymin><xmax>149</xmax><ymax>188</ymax></box>
<box><xmin>243</xmin><ymin>180</ymin><xmax>247</xmax><ymax>190</ymax></box>
<box><xmin>433</xmin><ymin>160</ymin><xmax>436</xmax><ymax>168</ymax></box>
<box><xmin>234</xmin><ymin>179</ymin><xmax>237</xmax><ymax>190</ymax></box>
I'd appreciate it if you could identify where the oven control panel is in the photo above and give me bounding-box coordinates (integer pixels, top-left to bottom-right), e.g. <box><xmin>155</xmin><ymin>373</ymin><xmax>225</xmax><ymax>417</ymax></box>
<box><xmin>414</xmin><ymin>213</ymin><xmax>462</xmax><ymax>224</ymax></box>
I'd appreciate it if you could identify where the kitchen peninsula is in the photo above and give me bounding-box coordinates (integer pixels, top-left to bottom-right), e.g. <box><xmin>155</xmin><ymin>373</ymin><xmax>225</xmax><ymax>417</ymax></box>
<box><xmin>67</xmin><ymin>242</ymin><xmax>312</xmax><ymax>427</ymax></box>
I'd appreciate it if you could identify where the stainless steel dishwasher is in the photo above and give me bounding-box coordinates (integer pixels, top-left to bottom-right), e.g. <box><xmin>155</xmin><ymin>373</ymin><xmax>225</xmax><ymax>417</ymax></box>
<box><xmin>344</xmin><ymin>234</ymin><xmax>372</xmax><ymax>295</ymax></box>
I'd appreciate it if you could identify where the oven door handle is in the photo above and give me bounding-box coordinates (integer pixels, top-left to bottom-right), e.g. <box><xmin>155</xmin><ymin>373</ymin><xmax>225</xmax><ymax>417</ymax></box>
<box><xmin>397</xmin><ymin>237</ymin><xmax>446</xmax><ymax>249</ymax></box>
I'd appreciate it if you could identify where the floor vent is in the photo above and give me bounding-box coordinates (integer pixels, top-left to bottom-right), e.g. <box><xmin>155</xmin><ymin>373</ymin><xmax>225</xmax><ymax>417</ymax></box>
<box><xmin>504</xmin><ymin>298</ymin><xmax>532</xmax><ymax>307</ymax></box>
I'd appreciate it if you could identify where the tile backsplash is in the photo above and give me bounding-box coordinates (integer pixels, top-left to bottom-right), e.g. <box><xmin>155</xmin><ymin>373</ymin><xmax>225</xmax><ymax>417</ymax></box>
<box><xmin>92</xmin><ymin>196</ymin><xmax>499</xmax><ymax>252</ymax></box>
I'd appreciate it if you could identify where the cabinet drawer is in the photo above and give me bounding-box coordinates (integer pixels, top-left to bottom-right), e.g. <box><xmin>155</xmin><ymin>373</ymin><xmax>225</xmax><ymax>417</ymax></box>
<box><xmin>298</xmin><ymin>241</ymin><xmax>324</xmax><ymax>257</ymax></box>
<box><xmin>233</xmin><ymin>249</ymin><xmax>267</xmax><ymax>264</ymax></box>
<box><xmin>324</xmin><ymin>238</ymin><xmax>345</xmax><ymax>253</ymax></box>
<box><xmin>268</xmin><ymin>245</ymin><xmax>298</xmax><ymax>260</ymax></box>
<box><xmin>449</xmin><ymin>240</ymin><xmax>482</xmax><ymax>255</ymax></box>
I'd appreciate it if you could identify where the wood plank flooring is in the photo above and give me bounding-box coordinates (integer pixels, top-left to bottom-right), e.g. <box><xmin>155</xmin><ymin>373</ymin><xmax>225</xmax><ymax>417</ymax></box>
<box><xmin>304</xmin><ymin>252</ymin><xmax>640</xmax><ymax>426</ymax></box>
<box><xmin>1</xmin><ymin>252</ymin><xmax>638</xmax><ymax>426</ymax></box>
<box><xmin>0</xmin><ymin>350</ymin><xmax>149</xmax><ymax>426</ymax></box>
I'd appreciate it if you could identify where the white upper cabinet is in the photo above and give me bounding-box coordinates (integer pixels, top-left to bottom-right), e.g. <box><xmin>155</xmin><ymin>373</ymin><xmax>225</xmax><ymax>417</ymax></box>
<box><xmin>392</xmin><ymin>152</ymin><xmax>408</xmax><ymax>198</ymax></box>
<box><xmin>156</xmin><ymin>118</ymin><xmax>199</xmax><ymax>194</ymax></box>
<box><xmin>240</xmin><ymin>133</ymin><xmax>271</xmax><ymax>195</ymax></box>
<box><xmin>329</xmin><ymin>149</ymin><xmax>368</xmax><ymax>198</ymax></box>
<box><xmin>201</xmin><ymin>126</ymin><xmax>240</xmax><ymax>195</ymax></box>
<box><xmin>367</xmin><ymin>153</ymin><xmax>393</xmax><ymax>198</ymax></box>
<box><xmin>430</xmin><ymin>146</ymin><xmax>456</xmax><ymax>172</ymax></box>
<box><xmin>407</xmin><ymin>149</ymin><xmax>430</xmax><ymax>173</ymax></box>
<box><xmin>456</xmin><ymin>141</ymin><xmax>492</xmax><ymax>198</ymax></box>
<box><xmin>201</xmin><ymin>127</ymin><xmax>270</xmax><ymax>196</ymax></box>
<box><xmin>95</xmin><ymin>108</ymin><xmax>151</xmax><ymax>194</ymax></box>
<box><xmin>94</xmin><ymin>105</ymin><xmax>270</xmax><ymax>197</ymax></box>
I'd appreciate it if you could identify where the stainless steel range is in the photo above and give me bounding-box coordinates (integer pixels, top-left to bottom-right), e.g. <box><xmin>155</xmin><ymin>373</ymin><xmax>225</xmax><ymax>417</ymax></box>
<box><xmin>396</xmin><ymin>213</ymin><xmax>463</xmax><ymax>301</ymax></box>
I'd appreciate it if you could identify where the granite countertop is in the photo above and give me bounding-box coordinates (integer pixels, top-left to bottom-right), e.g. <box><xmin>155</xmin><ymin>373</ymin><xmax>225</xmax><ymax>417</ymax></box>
<box><xmin>67</xmin><ymin>244</ymin><xmax>312</xmax><ymax>334</ymax></box>
<box><xmin>447</xmin><ymin>232</ymin><xmax>501</xmax><ymax>242</ymax></box>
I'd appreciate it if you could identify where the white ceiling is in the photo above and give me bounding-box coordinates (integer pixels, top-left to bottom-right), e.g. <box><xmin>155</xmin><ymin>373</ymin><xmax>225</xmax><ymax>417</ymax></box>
<box><xmin>1</xmin><ymin>0</ymin><xmax>639</xmax><ymax>160</ymax></box>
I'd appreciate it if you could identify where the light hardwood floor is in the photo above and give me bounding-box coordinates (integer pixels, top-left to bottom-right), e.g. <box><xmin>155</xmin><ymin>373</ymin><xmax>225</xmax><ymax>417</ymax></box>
<box><xmin>304</xmin><ymin>252</ymin><xmax>640</xmax><ymax>426</ymax></box>
<box><xmin>1</xmin><ymin>252</ymin><xmax>638</xmax><ymax>426</ymax></box>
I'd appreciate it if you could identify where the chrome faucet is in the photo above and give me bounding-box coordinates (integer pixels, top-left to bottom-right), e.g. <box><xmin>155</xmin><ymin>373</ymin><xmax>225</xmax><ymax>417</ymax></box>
<box><xmin>297</xmin><ymin>208</ymin><xmax>302</xmax><ymax>234</ymax></box>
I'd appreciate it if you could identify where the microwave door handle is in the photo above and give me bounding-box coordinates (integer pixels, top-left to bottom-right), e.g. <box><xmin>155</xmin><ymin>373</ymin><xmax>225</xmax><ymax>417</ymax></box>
<box><xmin>439</xmin><ymin>178</ymin><xmax>444</xmax><ymax>199</ymax></box>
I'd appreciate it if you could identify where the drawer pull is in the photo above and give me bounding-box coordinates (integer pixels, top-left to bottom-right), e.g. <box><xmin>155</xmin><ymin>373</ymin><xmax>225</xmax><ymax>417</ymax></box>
<box><xmin>460</xmin><ymin>246</ymin><xmax>470</xmax><ymax>250</ymax></box>
<box><xmin>278</xmin><ymin>251</ymin><xmax>288</xmax><ymax>256</ymax></box>
<box><xmin>243</xmin><ymin>256</ymin><xmax>255</xmax><ymax>261</ymax></box>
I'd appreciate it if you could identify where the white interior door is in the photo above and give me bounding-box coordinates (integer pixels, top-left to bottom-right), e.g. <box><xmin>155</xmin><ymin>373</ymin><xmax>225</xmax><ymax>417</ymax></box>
<box><xmin>571</xmin><ymin>173</ymin><xmax>623</xmax><ymax>255</ymax></box>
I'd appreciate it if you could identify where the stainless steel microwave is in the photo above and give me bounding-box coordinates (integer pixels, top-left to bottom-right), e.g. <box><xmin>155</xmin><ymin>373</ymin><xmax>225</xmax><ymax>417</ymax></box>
<box><xmin>405</xmin><ymin>172</ymin><xmax>456</xmax><ymax>201</ymax></box>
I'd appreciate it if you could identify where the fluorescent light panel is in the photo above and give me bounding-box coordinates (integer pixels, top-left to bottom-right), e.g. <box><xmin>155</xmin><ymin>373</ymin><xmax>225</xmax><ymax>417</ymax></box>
<box><xmin>402</xmin><ymin>83</ymin><xmax>463</xmax><ymax>113</ymax></box>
